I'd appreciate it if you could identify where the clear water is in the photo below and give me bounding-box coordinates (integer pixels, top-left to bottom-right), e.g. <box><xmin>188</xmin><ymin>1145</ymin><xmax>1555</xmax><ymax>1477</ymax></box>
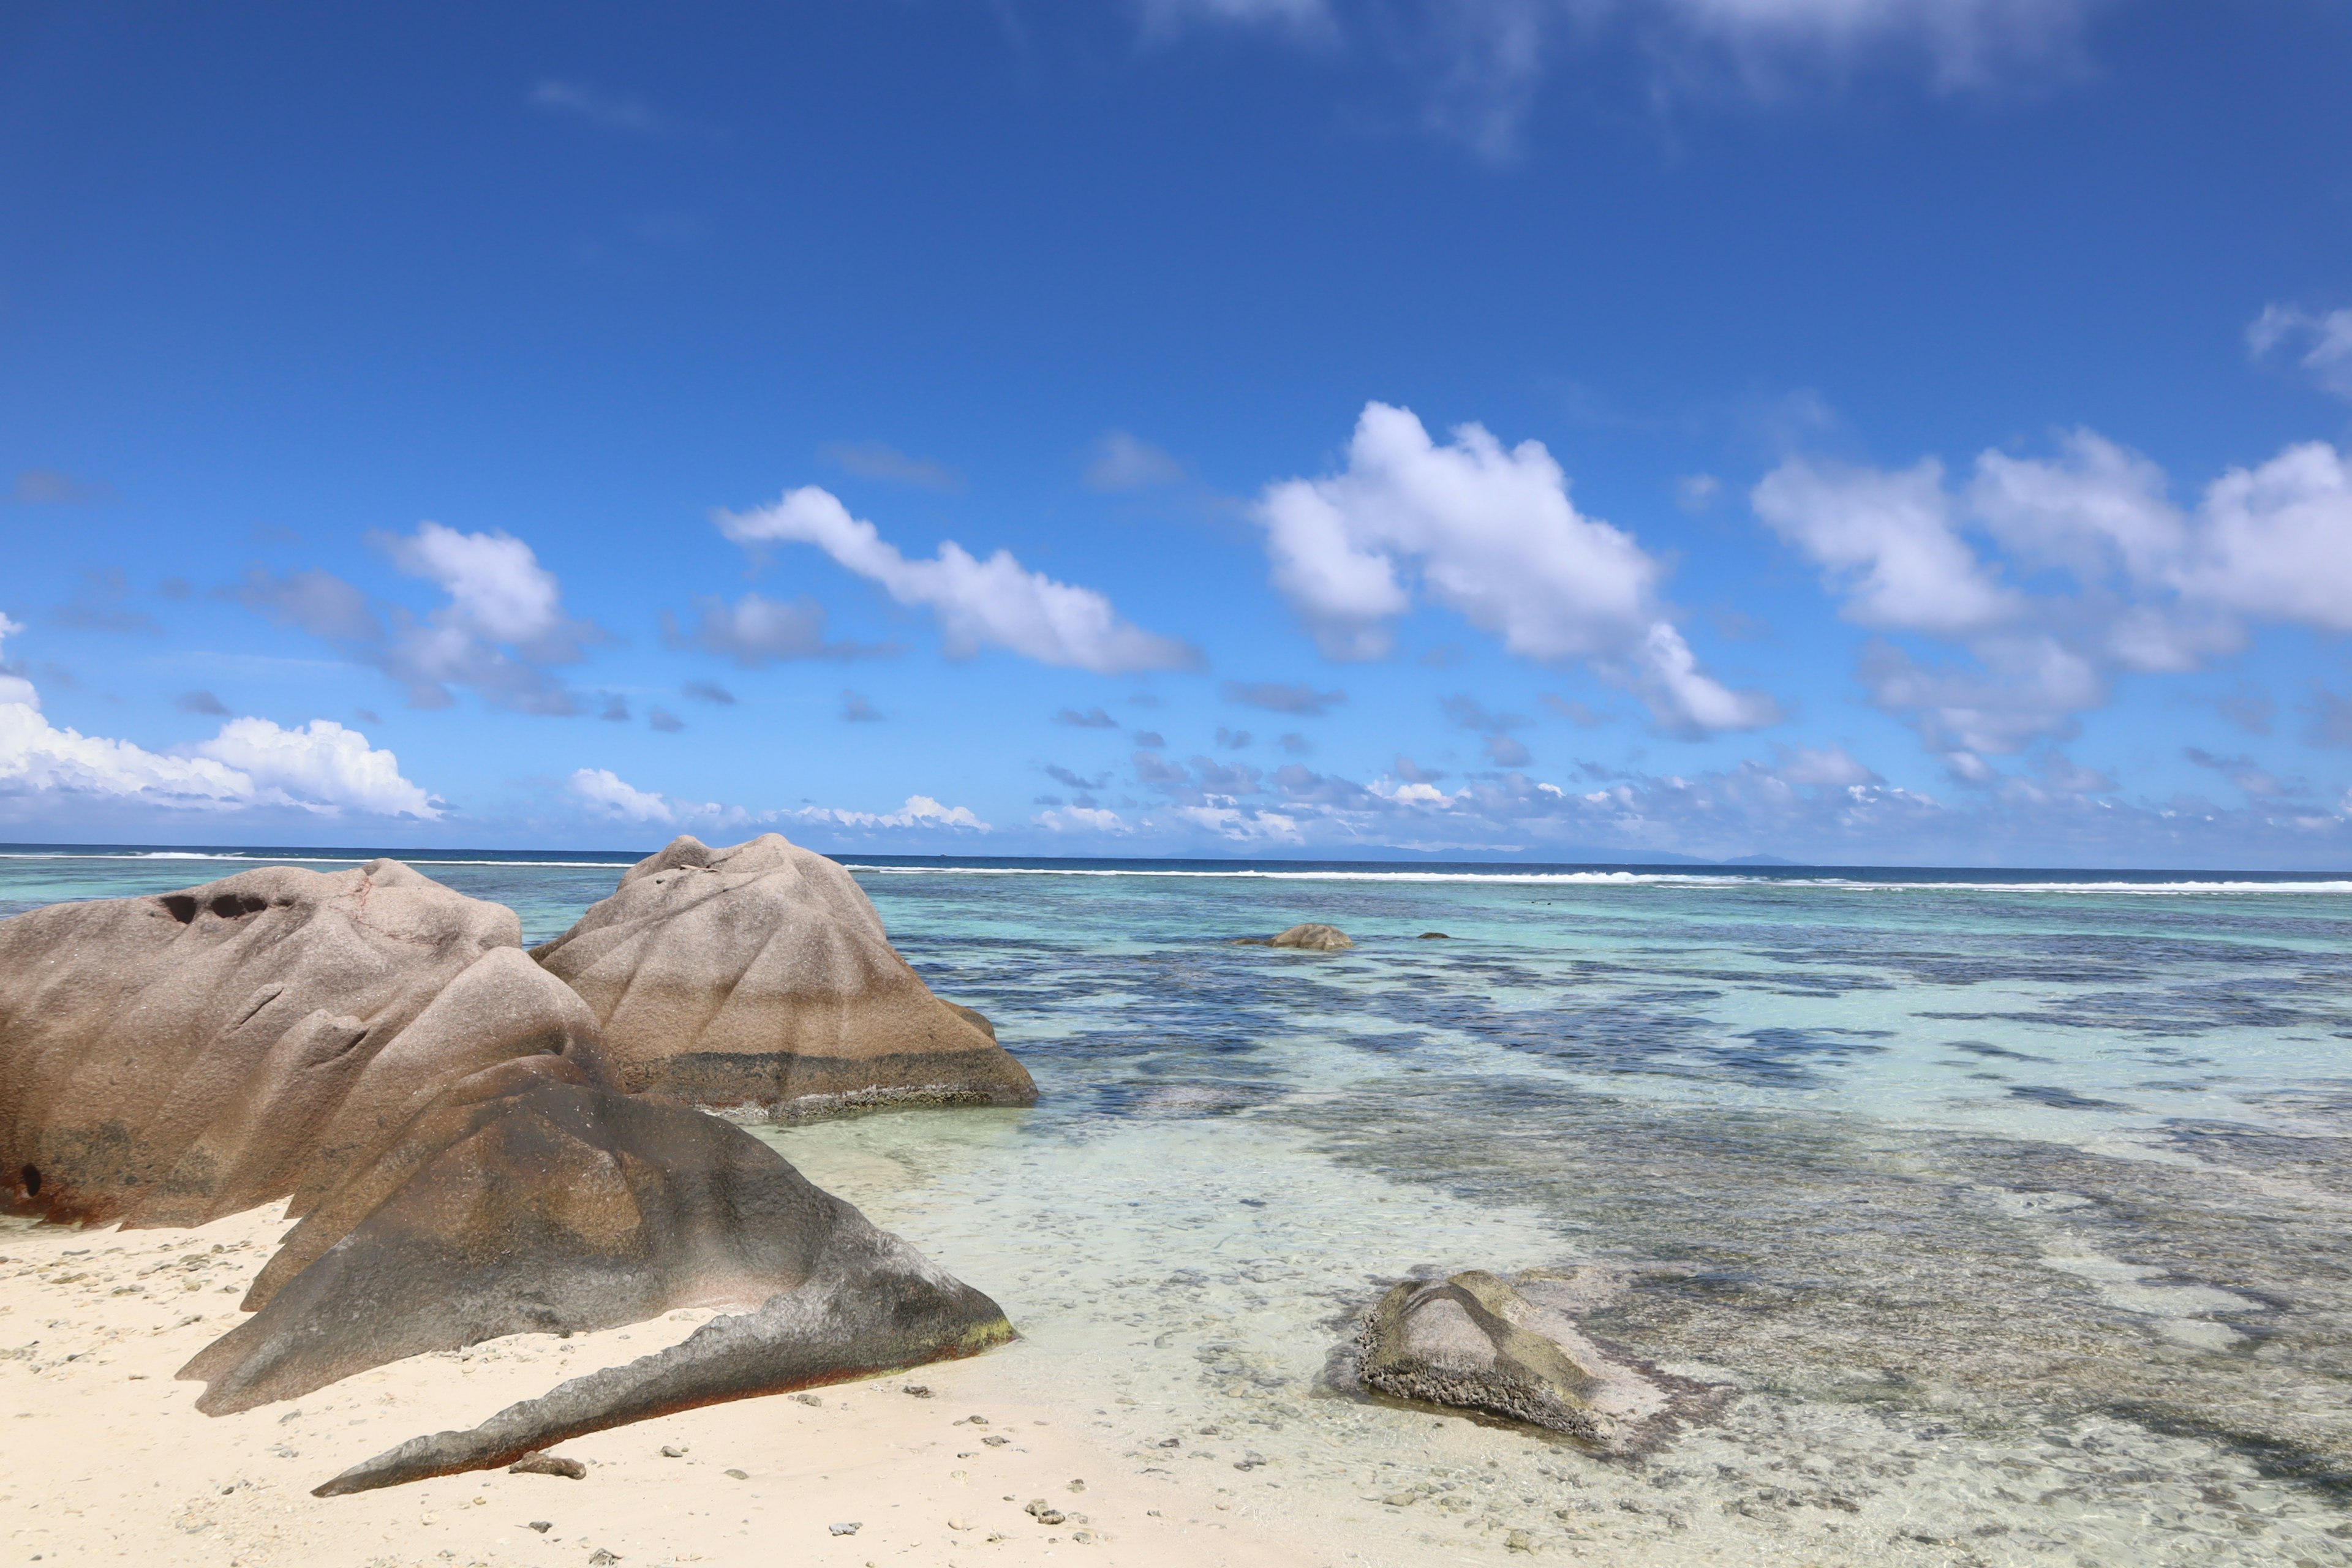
<box><xmin>8</xmin><ymin>847</ymin><xmax>2352</xmax><ymax>1564</ymax></box>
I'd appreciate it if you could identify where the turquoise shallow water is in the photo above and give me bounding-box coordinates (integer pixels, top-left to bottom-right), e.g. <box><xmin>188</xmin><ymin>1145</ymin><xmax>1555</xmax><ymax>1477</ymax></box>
<box><xmin>7</xmin><ymin>848</ymin><xmax>2352</xmax><ymax>1564</ymax></box>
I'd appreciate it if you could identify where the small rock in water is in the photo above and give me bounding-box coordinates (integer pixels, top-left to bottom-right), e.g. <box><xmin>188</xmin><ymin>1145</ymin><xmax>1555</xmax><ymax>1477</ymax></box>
<box><xmin>1268</xmin><ymin>923</ymin><xmax>1353</xmax><ymax>952</ymax></box>
<box><xmin>1355</xmin><ymin>1268</ymin><xmax>1680</xmax><ymax>1452</ymax></box>
<box><xmin>1506</xmin><ymin>1529</ymin><xmax>1535</xmax><ymax>1552</ymax></box>
<box><xmin>1384</xmin><ymin>1492</ymin><xmax>1419</xmax><ymax>1507</ymax></box>
<box><xmin>828</xmin><ymin>1521</ymin><xmax>861</xmax><ymax>1536</ymax></box>
<box><xmin>1417</xmin><ymin>931</ymin><xmax>1451</xmax><ymax>940</ymax></box>
<box><xmin>508</xmin><ymin>1452</ymin><xmax>586</xmax><ymax>1479</ymax></box>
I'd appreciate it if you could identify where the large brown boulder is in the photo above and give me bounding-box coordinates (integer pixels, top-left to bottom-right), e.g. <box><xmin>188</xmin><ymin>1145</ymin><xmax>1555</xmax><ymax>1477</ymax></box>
<box><xmin>185</xmin><ymin>1061</ymin><xmax>992</xmax><ymax>1415</ymax></box>
<box><xmin>0</xmin><ymin>860</ymin><xmax>599</xmax><ymax>1227</ymax></box>
<box><xmin>530</xmin><ymin>834</ymin><xmax>1035</xmax><ymax>1119</ymax></box>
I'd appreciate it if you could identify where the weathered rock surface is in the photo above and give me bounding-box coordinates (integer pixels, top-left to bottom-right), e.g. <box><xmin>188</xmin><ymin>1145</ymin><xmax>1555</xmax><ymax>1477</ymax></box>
<box><xmin>530</xmin><ymin>834</ymin><xmax>1034</xmax><ymax>1118</ymax></box>
<box><xmin>0</xmin><ymin>861</ymin><xmax>595</xmax><ymax>1226</ymax></box>
<box><xmin>1269</xmin><ymin>922</ymin><xmax>1354</xmax><ymax>951</ymax></box>
<box><xmin>184</xmin><ymin>1068</ymin><xmax>905</xmax><ymax>1414</ymax></box>
<box><xmin>1357</xmin><ymin>1269</ymin><xmax>1672</xmax><ymax>1451</ymax></box>
<box><xmin>312</xmin><ymin>1200</ymin><xmax>1017</xmax><ymax>1494</ymax></box>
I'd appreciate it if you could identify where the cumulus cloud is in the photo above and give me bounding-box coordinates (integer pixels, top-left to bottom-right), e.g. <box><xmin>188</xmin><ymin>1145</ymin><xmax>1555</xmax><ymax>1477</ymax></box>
<box><xmin>1223</xmin><ymin>679</ymin><xmax>1347</xmax><ymax>716</ymax></box>
<box><xmin>662</xmin><ymin>592</ymin><xmax>895</xmax><ymax>667</ymax></box>
<box><xmin>0</xmin><ymin>617</ymin><xmax>437</xmax><ymax>819</ymax></box>
<box><xmin>840</xmin><ymin>690</ymin><xmax>884</xmax><ymax>723</ymax></box>
<box><xmin>1757</xmin><ymin>429</ymin><xmax>2352</xmax><ymax>774</ymax></box>
<box><xmin>1054</xmin><ymin>706</ymin><xmax>1120</xmax><ymax>728</ymax></box>
<box><xmin>1257</xmin><ymin>403</ymin><xmax>1777</xmax><ymax>736</ymax></box>
<box><xmin>175</xmin><ymin>690</ymin><xmax>230</xmax><ymax>717</ymax></box>
<box><xmin>682</xmin><ymin>680</ymin><xmax>736</xmax><ymax>706</ymax></box>
<box><xmin>649</xmin><ymin>707</ymin><xmax>684</xmax><ymax>733</ymax></box>
<box><xmin>1084</xmin><ymin>431</ymin><xmax>1186</xmax><ymax>491</ymax></box>
<box><xmin>568</xmin><ymin>767</ymin><xmax>685</xmax><ymax>823</ymax></box>
<box><xmin>717</xmin><ymin>486</ymin><xmax>1200</xmax><ymax>674</ymax></box>
<box><xmin>2249</xmin><ymin>304</ymin><xmax>2352</xmax><ymax>401</ymax></box>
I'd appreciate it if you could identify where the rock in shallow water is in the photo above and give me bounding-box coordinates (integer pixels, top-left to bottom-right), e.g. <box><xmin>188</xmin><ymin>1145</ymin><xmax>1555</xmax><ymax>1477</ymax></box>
<box><xmin>1268</xmin><ymin>923</ymin><xmax>1354</xmax><ymax>951</ymax></box>
<box><xmin>1356</xmin><ymin>1269</ymin><xmax>1673</xmax><ymax>1452</ymax></box>
<box><xmin>531</xmin><ymin>834</ymin><xmax>1035</xmax><ymax>1120</ymax></box>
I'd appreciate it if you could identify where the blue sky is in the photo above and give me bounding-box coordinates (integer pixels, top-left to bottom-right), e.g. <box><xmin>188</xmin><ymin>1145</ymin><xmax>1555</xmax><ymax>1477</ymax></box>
<box><xmin>4</xmin><ymin>0</ymin><xmax>2351</xmax><ymax>865</ymax></box>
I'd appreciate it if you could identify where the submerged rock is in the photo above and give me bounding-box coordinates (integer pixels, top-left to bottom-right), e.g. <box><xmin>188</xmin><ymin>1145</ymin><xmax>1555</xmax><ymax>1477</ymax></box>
<box><xmin>311</xmin><ymin>1208</ymin><xmax>1016</xmax><ymax>1495</ymax></box>
<box><xmin>0</xmin><ymin>861</ymin><xmax>594</xmax><ymax>1227</ymax></box>
<box><xmin>1356</xmin><ymin>1269</ymin><xmax>1672</xmax><ymax>1451</ymax></box>
<box><xmin>1268</xmin><ymin>922</ymin><xmax>1354</xmax><ymax>952</ymax></box>
<box><xmin>531</xmin><ymin>835</ymin><xmax>1035</xmax><ymax>1120</ymax></box>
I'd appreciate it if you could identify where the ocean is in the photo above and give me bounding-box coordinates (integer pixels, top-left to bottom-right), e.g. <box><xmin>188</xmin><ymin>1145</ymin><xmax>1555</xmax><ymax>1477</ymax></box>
<box><xmin>7</xmin><ymin>845</ymin><xmax>2351</xmax><ymax>1564</ymax></box>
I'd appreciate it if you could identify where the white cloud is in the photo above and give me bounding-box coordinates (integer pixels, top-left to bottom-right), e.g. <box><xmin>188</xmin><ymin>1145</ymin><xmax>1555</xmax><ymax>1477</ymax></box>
<box><xmin>1754</xmin><ymin>455</ymin><xmax>2015</xmax><ymax>633</ymax></box>
<box><xmin>715</xmin><ymin>486</ymin><xmax>1199</xmax><ymax>673</ymax></box>
<box><xmin>568</xmin><ymin>767</ymin><xmax>681</xmax><ymax>823</ymax></box>
<box><xmin>195</xmin><ymin>718</ymin><xmax>440</xmax><ymax>818</ymax></box>
<box><xmin>0</xmin><ymin>620</ymin><xmax>435</xmax><ymax>818</ymax></box>
<box><xmin>1036</xmin><ymin>804</ymin><xmax>1133</xmax><ymax>834</ymax></box>
<box><xmin>565</xmin><ymin>764</ymin><xmax>992</xmax><ymax>836</ymax></box>
<box><xmin>1755</xmin><ymin>429</ymin><xmax>2352</xmax><ymax>772</ymax></box>
<box><xmin>1256</xmin><ymin>402</ymin><xmax>1778</xmax><ymax>736</ymax></box>
<box><xmin>2248</xmin><ymin>304</ymin><xmax>2352</xmax><ymax>401</ymax></box>
<box><xmin>785</xmin><ymin>794</ymin><xmax>991</xmax><ymax>832</ymax></box>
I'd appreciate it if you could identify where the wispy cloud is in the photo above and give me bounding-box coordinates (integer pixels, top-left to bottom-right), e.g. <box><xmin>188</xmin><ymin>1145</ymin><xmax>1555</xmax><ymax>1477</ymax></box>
<box><xmin>529</xmin><ymin>80</ymin><xmax>668</xmax><ymax>135</ymax></box>
<box><xmin>2249</xmin><ymin>303</ymin><xmax>2352</xmax><ymax>401</ymax></box>
<box><xmin>235</xmin><ymin>524</ymin><xmax>608</xmax><ymax>715</ymax></box>
<box><xmin>1223</xmin><ymin>679</ymin><xmax>1347</xmax><ymax>716</ymax></box>
<box><xmin>663</xmin><ymin>592</ymin><xmax>896</xmax><ymax>667</ymax></box>
<box><xmin>716</xmin><ymin>485</ymin><xmax>1200</xmax><ymax>673</ymax></box>
<box><xmin>9</xmin><ymin>468</ymin><xmax>113</xmax><ymax>505</ymax></box>
<box><xmin>821</xmin><ymin>440</ymin><xmax>964</xmax><ymax>492</ymax></box>
<box><xmin>1084</xmin><ymin>431</ymin><xmax>1186</xmax><ymax>492</ymax></box>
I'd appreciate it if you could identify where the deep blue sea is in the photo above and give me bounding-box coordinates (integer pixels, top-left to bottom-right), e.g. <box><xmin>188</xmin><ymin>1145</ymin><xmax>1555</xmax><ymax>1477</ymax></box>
<box><xmin>7</xmin><ymin>844</ymin><xmax>2351</xmax><ymax>1565</ymax></box>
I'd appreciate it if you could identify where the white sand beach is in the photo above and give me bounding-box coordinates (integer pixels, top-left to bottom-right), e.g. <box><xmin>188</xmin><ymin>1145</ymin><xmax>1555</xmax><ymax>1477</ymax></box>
<box><xmin>1</xmin><ymin>1204</ymin><xmax>1325</xmax><ymax>1568</ymax></box>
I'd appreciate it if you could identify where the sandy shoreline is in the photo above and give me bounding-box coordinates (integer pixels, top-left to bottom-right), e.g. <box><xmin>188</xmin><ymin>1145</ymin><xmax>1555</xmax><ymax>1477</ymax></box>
<box><xmin>1</xmin><ymin>1205</ymin><xmax>1330</xmax><ymax>1568</ymax></box>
